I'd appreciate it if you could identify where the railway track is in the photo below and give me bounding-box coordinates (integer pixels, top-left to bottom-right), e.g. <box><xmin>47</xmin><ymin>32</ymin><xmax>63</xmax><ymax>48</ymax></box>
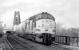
<box><xmin>19</xmin><ymin>35</ymin><xmax>72</xmax><ymax>50</ymax></box>
<box><xmin>46</xmin><ymin>44</ymin><xmax>72</xmax><ymax>50</ymax></box>
<box><xmin>6</xmin><ymin>35</ymin><xmax>36</xmax><ymax>50</ymax></box>
<box><xmin>6</xmin><ymin>35</ymin><xmax>72</xmax><ymax>50</ymax></box>
<box><xmin>22</xmin><ymin>36</ymin><xmax>71</xmax><ymax>50</ymax></box>
<box><xmin>32</xmin><ymin>41</ymin><xmax>72</xmax><ymax>50</ymax></box>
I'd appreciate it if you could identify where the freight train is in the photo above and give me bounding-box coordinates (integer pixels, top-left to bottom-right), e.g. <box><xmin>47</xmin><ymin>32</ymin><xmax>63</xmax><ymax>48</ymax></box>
<box><xmin>13</xmin><ymin>12</ymin><xmax>56</xmax><ymax>45</ymax></box>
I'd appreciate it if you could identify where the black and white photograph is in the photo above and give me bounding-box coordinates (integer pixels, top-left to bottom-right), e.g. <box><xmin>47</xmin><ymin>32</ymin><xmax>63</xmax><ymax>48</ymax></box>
<box><xmin>0</xmin><ymin>0</ymin><xmax>79</xmax><ymax>50</ymax></box>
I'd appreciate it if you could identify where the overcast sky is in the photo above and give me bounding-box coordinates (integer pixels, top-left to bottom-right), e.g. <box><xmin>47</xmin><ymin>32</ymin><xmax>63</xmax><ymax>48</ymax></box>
<box><xmin>0</xmin><ymin>0</ymin><xmax>79</xmax><ymax>28</ymax></box>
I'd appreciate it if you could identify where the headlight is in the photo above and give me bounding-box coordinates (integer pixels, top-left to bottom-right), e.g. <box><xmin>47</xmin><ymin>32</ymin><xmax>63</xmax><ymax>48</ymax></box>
<box><xmin>45</xmin><ymin>29</ymin><xmax>48</xmax><ymax>31</ymax></box>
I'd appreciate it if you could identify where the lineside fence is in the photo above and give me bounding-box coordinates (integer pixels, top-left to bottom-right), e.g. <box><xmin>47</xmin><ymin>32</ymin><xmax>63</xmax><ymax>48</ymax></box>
<box><xmin>70</xmin><ymin>37</ymin><xmax>79</xmax><ymax>46</ymax></box>
<box><xmin>55</xmin><ymin>35</ymin><xmax>79</xmax><ymax>46</ymax></box>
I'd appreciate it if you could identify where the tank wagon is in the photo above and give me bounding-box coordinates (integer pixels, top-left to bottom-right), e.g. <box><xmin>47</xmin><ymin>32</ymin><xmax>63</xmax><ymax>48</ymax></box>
<box><xmin>14</xmin><ymin>12</ymin><xmax>56</xmax><ymax>45</ymax></box>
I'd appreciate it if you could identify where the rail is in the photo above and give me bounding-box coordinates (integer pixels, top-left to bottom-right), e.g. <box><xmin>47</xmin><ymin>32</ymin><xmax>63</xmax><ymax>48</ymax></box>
<box><xmin>5</xmin><ymin>37</ymin><xmax>14</xmax><ymax>50</ymax></box>
<box><xmin>7</xmin><ymin>35</ymin><xmax>35</xmax><ymax>50</ymax></box>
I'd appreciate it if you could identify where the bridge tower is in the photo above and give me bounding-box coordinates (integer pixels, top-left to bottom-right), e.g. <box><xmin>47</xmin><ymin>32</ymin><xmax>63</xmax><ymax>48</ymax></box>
<box><xmin>13</xmin><ymin>11</ymin><xmax>21</xmax><ymax>25</ymax></box>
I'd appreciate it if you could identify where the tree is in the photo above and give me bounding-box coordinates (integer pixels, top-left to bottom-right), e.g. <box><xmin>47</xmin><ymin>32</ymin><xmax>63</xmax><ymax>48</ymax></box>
<box><xmin>0</xmin><ymin>21</ymin><xmax>3</xmax><ymax>33</ymax></box>
<box><xmin>71</xmin><ymin>28</ymin><xmax>79</xmax><ymax>37</ymax></box>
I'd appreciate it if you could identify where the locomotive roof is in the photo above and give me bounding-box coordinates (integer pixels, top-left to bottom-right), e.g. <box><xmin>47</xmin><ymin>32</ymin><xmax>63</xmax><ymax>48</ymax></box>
<box><xmin>29</xmin><ymin>12</ymin><xmax>55</xmax><ymax>22</ymax></box>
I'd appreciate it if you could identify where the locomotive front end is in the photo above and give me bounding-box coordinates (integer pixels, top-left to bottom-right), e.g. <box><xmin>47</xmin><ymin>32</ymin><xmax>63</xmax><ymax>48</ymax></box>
<box><xmin>35</xmin><ymin>19</ymin><xmax>56</xmax><ymax>34</ymax></box>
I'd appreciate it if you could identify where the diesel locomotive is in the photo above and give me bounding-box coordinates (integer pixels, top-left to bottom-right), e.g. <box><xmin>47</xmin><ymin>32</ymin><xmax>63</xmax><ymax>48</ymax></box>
<box><xmin>13</xmin><ymin>12</ymin><xmax>56</xmax><ymax>45</ymax></box>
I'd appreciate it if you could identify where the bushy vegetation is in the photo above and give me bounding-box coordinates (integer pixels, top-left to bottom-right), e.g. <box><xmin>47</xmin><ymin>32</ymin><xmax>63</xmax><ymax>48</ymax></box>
<box><xmin>0</xmin><ymin>22</ymin><xmax>3</xmax><ymax>34</ymax></box>
<box><xmin>56</xmin><ymin>23</ymin><xmax>79</xmax><ymax>37</ymax></box>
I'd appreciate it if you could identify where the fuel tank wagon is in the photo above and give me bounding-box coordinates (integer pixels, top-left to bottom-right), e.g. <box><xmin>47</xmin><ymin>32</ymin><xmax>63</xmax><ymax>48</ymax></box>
<box><xmin>14</xmin><ymin>12</ymin><xmax>56</xmax><ymax>45</ymax></box>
